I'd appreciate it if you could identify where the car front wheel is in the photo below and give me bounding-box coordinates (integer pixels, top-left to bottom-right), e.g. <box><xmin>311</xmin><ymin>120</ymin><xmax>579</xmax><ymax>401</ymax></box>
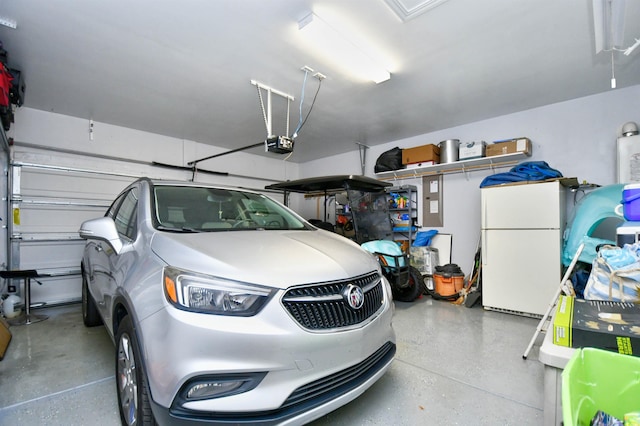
<box><xmin>116</xmin><ymin>315</ymin><xmax>156</xmax><ymax>426</ymax></box>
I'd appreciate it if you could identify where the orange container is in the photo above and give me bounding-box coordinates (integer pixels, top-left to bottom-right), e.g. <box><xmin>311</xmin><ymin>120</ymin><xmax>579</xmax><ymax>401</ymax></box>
<box><xmin>433</xmin><ymin>273</ymin><xmax>464</xmax><ymax>297</ymax></box>
<box><xmin>395</xmin><ymin>240</ymin><xmax>410</xmax><ymax>254</ymax></box>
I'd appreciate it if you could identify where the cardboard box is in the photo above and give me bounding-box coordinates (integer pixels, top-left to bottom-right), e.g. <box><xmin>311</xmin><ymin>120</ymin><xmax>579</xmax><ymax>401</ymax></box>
<box><xmin>405</xmin><ymin>161</ymin><xmax>436</xmax><ymax>169</ymax></box>
<box><xmin>402</xmin><ymin>144</ymin><xmax>440</xmax><ymax>165</ymax></box>
<box><xmin>553</xmin><ymin>295</ymin><xmax>640</xmax><ymax>356</ymax></box>
<box><xmin>0</xmin><ymin>318</ymin><xmax>11</xmax><ymax>360</ymax></box>
<box><xmin>485</xmin><ymin>137</ymin><xmax>532</xmax><ymax>157</ymax></box>
<box><xmin>458</xmin><ymin>141</ymin><xmax>486</xmax><ymax>160</ymax></box>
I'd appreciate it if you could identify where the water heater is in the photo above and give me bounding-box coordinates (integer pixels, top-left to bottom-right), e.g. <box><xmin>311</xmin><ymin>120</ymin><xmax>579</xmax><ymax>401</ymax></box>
<box><xmin>617</xmin><ymin>134</ymin><xmax>640</xmax><ymax>183</ymax></box>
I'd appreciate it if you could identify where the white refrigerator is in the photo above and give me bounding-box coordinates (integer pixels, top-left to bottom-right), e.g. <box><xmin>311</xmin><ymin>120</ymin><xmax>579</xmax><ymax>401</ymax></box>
<box><xmin>481</xmin><ymin>181</ymin><xmax>566</xmax><ymax>317</ymax></box>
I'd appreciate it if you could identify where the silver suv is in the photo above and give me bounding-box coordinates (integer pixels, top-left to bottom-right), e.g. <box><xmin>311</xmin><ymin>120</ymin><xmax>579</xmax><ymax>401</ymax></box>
<box><xmin>79</xmin><ymin>178</ymin><xmax>396</xmax><ymax>425</ymax></box>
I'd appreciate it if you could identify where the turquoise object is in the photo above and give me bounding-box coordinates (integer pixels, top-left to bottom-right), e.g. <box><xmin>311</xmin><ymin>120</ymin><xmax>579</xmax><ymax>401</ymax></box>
<box><xmin>562</xmin><ymin>184</ymin><xmax>624</xmax><ymax>266</ymax></box>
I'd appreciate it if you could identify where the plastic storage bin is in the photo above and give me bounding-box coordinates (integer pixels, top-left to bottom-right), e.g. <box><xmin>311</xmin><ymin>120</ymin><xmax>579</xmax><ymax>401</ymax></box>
<box><xmin>617</xmin><ymin>221</ymin><xmax>640</xmax><ymax>246</ymax></box>
<box><xmin>562</xmin><ymin>347</ymin><xmax>640</xmax><ymax>426</ymax></box>
<box><xmin>618</xmin><ymin>183</ymin><xmax>640</xmax><ymax>221</ymax></box>
<box><xmin>409</xmin><ymin>246</ymin><xmax>439</xmax><ymax>275</ymax></box>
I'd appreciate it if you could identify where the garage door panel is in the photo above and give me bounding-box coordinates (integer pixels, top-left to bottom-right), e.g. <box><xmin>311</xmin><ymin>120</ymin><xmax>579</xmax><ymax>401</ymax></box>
<box><xmin>28</xmin><ymin>276</ymin><xmax>81</xmax><ymax>306</ymax></box>
<box><xmin>18</xmin><ymin>167</ymin><xmax>133</xmax><ymax>201</ymax></box>
<box><xmin>18</xmin><ymin>240</ymin><xmax>85</xmax><ymax>271</ymax></box>
<box><xmin>17</xmin><ymin>205</ymin><xmax>107</xmax><ymax>235</ymax></box>
<box><xmin>10</xmin><ymin>164</ymin><xmax>134</xmax><ymax>305</ymax></box>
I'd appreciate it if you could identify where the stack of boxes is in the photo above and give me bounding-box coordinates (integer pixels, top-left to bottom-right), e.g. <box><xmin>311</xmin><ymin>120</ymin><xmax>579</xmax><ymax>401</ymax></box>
<box><xmin>377</xmin><ymin>137</ymin><xmax>532</xmax><ymax>173</ymax></box>
<box><xmin>401</xmin><ymin>144</ymin><xmax>439</xmax><ymax>168</ymax></box>
<box><xmin>400</xmin><ymin>137</ymin><xmax>532</xmax><ymax>168</ymax></box>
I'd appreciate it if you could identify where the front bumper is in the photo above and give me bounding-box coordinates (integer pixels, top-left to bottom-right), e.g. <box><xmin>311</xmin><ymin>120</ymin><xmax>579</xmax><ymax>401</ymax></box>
<box><xmin>151</xmin><ymin>341</ymin><xmax>395</xmax><ymax>425</ymax></box>
<box><xmin>140</xmin><ymin>283</ymin><xmax>395</xmax><ymax>423</ymax></box>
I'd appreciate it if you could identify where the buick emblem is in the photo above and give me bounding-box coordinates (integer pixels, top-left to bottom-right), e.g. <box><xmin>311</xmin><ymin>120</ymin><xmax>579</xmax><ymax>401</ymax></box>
<box><xmin>343</xmin><ymin>284</ymin><xmax>364</xmax><ymax>310</ymax></box>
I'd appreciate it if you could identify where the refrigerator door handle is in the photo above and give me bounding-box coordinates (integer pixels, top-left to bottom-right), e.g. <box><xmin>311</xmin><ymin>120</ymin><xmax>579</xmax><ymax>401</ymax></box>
<box><xmin>481</xmin><ymin>230</ymin><xmax>487</xmax><ymax>266</ymax></box>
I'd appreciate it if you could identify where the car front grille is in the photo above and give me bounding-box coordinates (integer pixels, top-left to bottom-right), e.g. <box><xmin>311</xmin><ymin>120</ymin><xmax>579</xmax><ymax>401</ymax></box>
<box><xmin>281</xmin><ymin>271</ymin><xmax>384</xmax><ymax>330</ymax></box>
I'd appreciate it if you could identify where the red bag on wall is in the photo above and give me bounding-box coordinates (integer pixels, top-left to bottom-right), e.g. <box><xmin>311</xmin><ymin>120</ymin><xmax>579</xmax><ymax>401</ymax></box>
<box><xmin>0</xmin><ymin>64</ymin><xmax>12</xmax><ymax>107</ymax></box>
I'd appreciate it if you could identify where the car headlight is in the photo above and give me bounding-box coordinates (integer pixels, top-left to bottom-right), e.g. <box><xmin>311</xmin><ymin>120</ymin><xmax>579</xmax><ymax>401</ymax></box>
<box><xmin>163</xmin><ymin>267</ymin><xmax>274</xmax><ymax>316</ymax></box>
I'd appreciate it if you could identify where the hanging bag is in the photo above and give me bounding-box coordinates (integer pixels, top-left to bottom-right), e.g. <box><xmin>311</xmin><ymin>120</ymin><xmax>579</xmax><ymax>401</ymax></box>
<box><xmin>374</xmin><ymin>147</ymin><xmax>404</xmax><ymax>173</ymax></box>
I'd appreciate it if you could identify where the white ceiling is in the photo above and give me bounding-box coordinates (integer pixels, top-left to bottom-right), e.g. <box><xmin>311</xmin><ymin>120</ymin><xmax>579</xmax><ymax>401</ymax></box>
<box><xmin>1</xmin><ymin>0</ymin><xmax>640</xmax><ymax>164</ymax></box>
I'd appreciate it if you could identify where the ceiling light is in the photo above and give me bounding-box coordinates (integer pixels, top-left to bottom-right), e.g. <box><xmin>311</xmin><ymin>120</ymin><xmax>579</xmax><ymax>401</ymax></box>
<box><xmin>593</xmin><ymin>0</ymin><xmax>626</xmax><ymax>53</ymax></box>
<box><xmin>298</xmin><ymin>12</ymin><xmax>391</xmax><ymax>84</ymax></box>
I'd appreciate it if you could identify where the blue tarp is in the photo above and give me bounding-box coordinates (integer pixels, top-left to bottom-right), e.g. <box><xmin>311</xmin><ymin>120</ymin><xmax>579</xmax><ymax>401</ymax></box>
<box><xmin>479</xmin><ymin>161</ymin><xmax>563</xmax><ymax>188</ymax></box>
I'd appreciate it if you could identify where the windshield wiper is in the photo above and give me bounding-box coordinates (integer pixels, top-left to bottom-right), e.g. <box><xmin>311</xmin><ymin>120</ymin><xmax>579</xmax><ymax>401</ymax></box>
<box><xmin>181</xmin><ymin>227</ymin><xmax>202</xmax><ymax>233</ymax></box>
<box><xmin>156</xmin><ymin>225</ymin><xmax>201</xmax><ymax>233</ymax></box>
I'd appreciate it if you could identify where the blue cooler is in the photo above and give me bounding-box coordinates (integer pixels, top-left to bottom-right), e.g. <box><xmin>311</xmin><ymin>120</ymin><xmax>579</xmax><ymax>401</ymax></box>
<box><xmin>618</xmin><ymin>183</ymin><xmax>640</xmax><ymax>220</ymax></box>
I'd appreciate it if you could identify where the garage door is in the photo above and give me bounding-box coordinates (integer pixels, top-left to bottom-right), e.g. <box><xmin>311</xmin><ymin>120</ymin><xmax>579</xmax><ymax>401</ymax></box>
<box><xmin>7</xmin><ymin>144</ymin><xmax>283</xmax><ymax>306</ymax></box>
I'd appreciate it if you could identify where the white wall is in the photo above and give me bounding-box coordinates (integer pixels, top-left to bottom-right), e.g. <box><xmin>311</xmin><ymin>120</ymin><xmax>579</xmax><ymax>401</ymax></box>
<box><xmin>10</xmin><ymin>108</ymin><xmax>301</xmax><ymax>189</ymax></box>
<box><xmin>300</xmin><ymin>84</ymin><xmax>640</xmax><ymax>273</ymax></box>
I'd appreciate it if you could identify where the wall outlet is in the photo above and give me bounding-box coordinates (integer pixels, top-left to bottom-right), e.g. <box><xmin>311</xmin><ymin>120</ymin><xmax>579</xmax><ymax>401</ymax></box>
<box><xmin>8</xmin><ymin>284</ymin><xmax>16</xmax><ymax>293</ymax></box>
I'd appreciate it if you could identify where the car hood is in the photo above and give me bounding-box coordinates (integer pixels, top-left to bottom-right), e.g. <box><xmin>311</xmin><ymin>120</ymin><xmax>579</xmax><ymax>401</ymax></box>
<box><xmin>150</xmin><ymin>229</ymin><xmax>379</xmax><ymax>289</ymax></box>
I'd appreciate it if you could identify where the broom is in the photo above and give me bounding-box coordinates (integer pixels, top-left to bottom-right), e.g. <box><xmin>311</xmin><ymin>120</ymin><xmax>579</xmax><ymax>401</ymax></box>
<box><xmin>453</xmin><ymin>237</ymin><xmax>482</xmax><ymax>305</ymax></box>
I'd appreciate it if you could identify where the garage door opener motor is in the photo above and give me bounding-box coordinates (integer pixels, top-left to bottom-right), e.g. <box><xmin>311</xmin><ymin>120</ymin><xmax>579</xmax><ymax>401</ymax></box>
<box><xmin>252</xmin><ymin>79</ymin><xmax>296</xmax><ymax>154</ymax></box>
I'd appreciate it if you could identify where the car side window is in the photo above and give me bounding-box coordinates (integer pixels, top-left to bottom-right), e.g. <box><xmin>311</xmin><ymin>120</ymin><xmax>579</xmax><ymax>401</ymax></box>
<box><xmin>112</xmin><ymin>188</ymin><xmax>138</xmax><ymax>240</ymax></box>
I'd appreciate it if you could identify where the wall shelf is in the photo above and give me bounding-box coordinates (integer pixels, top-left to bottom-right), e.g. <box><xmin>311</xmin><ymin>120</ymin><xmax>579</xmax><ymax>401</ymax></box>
<box><xmin>375</xmin><ymin>152</ymin><xmax>530</xmax><ymax>180</ymax></box>
<box><xmin>386</xmin><ymin>185</ymin><xmax>418</xmax><ymax>248</ymax></box>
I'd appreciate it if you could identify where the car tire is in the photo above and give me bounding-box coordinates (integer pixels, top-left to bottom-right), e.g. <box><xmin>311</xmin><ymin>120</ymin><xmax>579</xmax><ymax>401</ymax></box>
<box><xmin>392</xmin><ymin>266</ymin><xmax>424</xmax><ymax>302</ymax></box>
<box><xmin>116</xmin><ymin>315</ymin><xmax>157</xmax><ymax>426</ymax></box>
<box><xmin>81</xmin><ymin>268</ymin><xmax>102</xmax><ymax>327</ymax></box>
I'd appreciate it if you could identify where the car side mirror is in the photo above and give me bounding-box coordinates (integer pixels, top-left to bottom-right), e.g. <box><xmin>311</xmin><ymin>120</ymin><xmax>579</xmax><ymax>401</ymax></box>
<box><xmin>79</xmin><ymin>217</ymin><xmax>124</xmax><ymax>254</ymax></box>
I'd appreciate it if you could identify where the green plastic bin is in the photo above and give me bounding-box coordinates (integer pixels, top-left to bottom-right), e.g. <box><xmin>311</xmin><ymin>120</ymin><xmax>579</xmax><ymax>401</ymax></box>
<box><xmin>561</xmin><ymin>347</ymin><xmax>640</xmax><ymax>425</ymax></box>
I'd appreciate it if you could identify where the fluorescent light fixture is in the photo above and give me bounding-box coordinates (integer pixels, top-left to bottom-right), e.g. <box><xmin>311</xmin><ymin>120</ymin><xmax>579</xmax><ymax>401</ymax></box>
<box><xmin>298</xmin><ymin>12</ymin><xmax>391</xmax><ymax>84</ymax></box>
<box><xmin>593</xmin><ymin>0</ymin><xmax>626</xmax><ymax>53</ymax></box>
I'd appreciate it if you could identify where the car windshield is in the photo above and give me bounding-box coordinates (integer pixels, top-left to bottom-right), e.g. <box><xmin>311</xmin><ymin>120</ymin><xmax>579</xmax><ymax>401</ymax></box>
<box><xmin>153</xmin><ymin>185</ymin><xmax>308</xmax><ymax>232</ymax></box>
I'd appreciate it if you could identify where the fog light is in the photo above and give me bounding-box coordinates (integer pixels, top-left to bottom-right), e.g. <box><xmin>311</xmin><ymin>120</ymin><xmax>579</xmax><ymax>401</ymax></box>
<box><xmin>178</xmin><ymin>373</ymin><xmax>267</xmax><ymax>402</ymax></box>
<box><xmin>187</xmin><ymin>381</ymin><xmax>242</xmax><ymax>399</ymax></box>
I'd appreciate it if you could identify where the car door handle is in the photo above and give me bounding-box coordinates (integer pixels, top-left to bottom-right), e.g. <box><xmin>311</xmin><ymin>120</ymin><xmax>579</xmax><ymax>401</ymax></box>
<box><xmin>94</xmin><ymin>245</ymin><xmax>103</xmax><ymax>252</ymax></box>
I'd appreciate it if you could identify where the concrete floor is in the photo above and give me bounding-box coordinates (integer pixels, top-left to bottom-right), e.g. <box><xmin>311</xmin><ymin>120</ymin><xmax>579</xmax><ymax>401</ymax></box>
<box><xmin>0</xmin><ymin>297</ymin><xmax>546</xmax><ymax>425</ymax></box>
